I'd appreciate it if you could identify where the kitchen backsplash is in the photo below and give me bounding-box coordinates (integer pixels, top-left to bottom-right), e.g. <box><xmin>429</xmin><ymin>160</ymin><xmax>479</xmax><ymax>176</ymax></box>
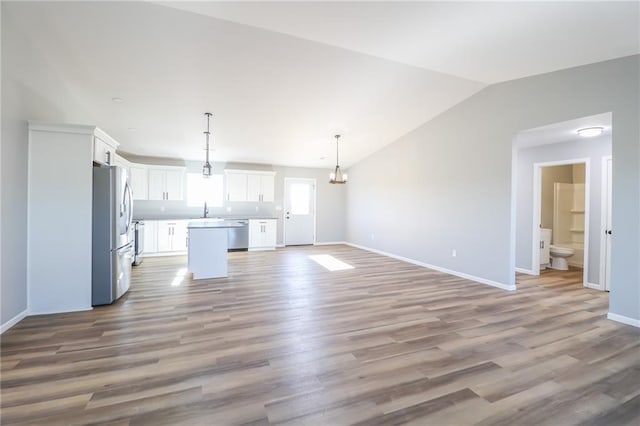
<box><xmin>132</xmin><ymin>200</ymin><xmax>279</xmax><ymax>220</ymax></box>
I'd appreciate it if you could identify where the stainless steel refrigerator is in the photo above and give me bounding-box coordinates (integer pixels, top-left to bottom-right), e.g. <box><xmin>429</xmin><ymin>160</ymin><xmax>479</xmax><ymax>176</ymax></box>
<box><xmin>92</xmin><ymin>165</ymin><xmax>134</xmax><ymax>305</ymax></box>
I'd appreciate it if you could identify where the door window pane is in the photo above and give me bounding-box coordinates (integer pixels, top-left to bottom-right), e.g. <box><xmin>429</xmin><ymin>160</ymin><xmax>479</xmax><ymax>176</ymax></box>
<box><xmin>290</xmin><ymin>183</ymin><xmax>310</xmax><ymax>215</ymax></box>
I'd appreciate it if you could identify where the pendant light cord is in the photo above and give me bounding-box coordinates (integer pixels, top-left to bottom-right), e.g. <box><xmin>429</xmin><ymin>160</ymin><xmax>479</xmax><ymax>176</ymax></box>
<box><xmin>205</xmin><ymin>112</ymin><xmax>212</xmax><ymax>164</ymax></box>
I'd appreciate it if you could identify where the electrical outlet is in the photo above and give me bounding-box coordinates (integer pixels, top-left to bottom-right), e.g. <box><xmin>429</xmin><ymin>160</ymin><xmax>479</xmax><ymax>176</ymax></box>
<box><xmin>226</xmin><ymin>206</ymin><xmax>231</xmax><ymax>212</ymax></box>
<box><xmin>371</xmin><ymin>233</ymin><xmax>375</xmax><ymax>240</ymax></box>
<box><xmin>452</xmin><ymin>249</ymin><xmax>457</xmax><ymax>258</ymax></box>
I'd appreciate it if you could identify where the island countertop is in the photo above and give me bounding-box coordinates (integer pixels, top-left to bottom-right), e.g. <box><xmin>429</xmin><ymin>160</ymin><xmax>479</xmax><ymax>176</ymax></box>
<box><xmin>187</xmin><ymin>219</ymin><xmax>246</xmax><ymax>229</ymax></box>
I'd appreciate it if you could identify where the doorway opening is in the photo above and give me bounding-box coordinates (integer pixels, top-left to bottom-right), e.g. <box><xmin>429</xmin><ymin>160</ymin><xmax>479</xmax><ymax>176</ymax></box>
<box><xmin>533</xmin><ymin>159</ymin><xmax>589</xmax><ymax>285</ymax></box>
<box><xmin>511</xmin><ymin>112</ymin><xmax>612</xmax><ymax>293</ymax></box>
<box><xmin>283</xmin><ymin>178</ymin><xmax>316</xmax><ymax>246</ymax></box>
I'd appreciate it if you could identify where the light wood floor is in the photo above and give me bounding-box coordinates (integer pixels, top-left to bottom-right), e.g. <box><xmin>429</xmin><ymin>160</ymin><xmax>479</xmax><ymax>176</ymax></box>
<box><xmin>1</xmin><ymin>245</ymin><xmax>639</xmax><ymax>425</ymax></box>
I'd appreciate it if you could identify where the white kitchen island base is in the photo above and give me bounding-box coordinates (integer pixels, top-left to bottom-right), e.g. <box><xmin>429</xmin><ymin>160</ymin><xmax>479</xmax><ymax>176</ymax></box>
<box><xmin>188</xmin><ymin>220</ymin><xmax>243</xmax><ymax>279</ymax></box>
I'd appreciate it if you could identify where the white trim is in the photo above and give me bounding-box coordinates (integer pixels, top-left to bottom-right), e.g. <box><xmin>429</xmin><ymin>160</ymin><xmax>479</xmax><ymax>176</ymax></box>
<box><xmin>607</xmin><ymin>312</ymin><xmax>640</xmax><ymax>328</ymax></box>
<box><xmin>585</xmin><ymin>282</ymin><xmax>604</xmax><ymax>291</ymax></box>
<box><xmin>509</xmin><ymin>139</ymin><xmax>518</xmax><ymax>287</ymax></box>
<box><xmin>515</xmin><ymin>267</ymin><xmax>536</xmax><ymax>275</ymax></box>
<box><xmin>532</xmin><ymin>158</ymin><xmax>591</xmax><ymax>288</ymax></box>
<box><xmin>224</xmin><ymin>169</ymin><xmax>276</xmax><ymax>176</ymax></box>
<box><xmin>314</xmin><ymin>241</ymin><xmax>347</xmax><ymax>246</ymax></box>
<box><xmin>599</xmin><ymin>155</ymin><xmax>612</xmax><ymax>292</ymax></box>
<box><xmin>143</xmin><ymin>251</ymin><xmax>188</xmax><ymax>258</ymax></box>
<box><xmin>28</xmin><ymin>306</ymin><xmax>93</xmax><ymax>316</ymax></box>
<box><xmin>0</xmin><ymin>309</ymin><xmax>28</xmax><ymax>334</ymax></box>
<box><xmin>28</xmin><ymin>121</ymin><xmax>120</xmax><ymax>149</ymax></box>
<box><xmin>346</xmin><ymin>242</ymin><xmax>516</xmax><ymax>291</ymax></box>
<box><xmin>276</xmin><ymin>243</ymin><xmax>285</xmax><ymax>248</ymax></box>
<box><xmin>531</xmin><ymin>164</ymin><xmax>542</xmax><ymax>276</ymax></box>
<box><xmin>283</xmin><ymin>177</ymin><xmax>317</xmax><ymax>246</ymax></box>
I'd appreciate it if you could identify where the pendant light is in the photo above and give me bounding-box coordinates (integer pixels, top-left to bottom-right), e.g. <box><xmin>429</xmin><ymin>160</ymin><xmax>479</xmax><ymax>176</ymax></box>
<box><xmin>329</xmin><ymin>134</ymin><xmax>347</xmax><ymax>184</ymax></box>
<box><xmin>202</xmin><ymin>112</ymin><xmax>212</xmax><ymax>178</ymax></box>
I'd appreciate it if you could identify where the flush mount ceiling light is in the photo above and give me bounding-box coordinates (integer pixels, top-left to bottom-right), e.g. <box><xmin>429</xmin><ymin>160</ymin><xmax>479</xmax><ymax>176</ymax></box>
<box><xmin>111</xmin><ymin>97</ymin><xmax>124</xmax><ymax>103</ymax></box>
<box><xmin>329</xmin><ymin>134</ymin><xmax>347</xmax><ymax>184</ymax></box>
<box><xmin>202</xmin><ymin>112</ymin><xmax>213</xmax><ymax>178</ymax></box>
<box><xmin>577</xmin><ymin>127</ymin><xmax>604</xmax><ymax>137</ymax></box>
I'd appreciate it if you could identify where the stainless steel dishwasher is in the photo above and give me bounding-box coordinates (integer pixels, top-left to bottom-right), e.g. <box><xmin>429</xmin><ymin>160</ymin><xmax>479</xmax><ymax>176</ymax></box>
<box><xmin>227</xmin><ymin>219</ymin><xmax>249</xmax><ymax>251</ymax></box>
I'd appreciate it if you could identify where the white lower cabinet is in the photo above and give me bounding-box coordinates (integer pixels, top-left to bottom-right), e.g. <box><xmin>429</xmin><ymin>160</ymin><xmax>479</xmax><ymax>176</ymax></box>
<box><xmin>248</xmin><ymin>219</ymin><xmax>277</xmax><ymax>250</ymax></box>
<box><xmin>144</xmin><ymin>221</ymin><xmax>158</xmax><ymax>253</ymax></box>
<box><xmin>145</xmin><ymin>220</ymin><xmax>188</xmax><ymax>255</ymax></box>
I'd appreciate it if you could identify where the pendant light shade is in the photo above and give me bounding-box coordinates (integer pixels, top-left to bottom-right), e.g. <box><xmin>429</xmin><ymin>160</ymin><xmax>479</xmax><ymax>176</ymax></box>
<box><xmin>202</xmin><ymin>112</ymin><xmax>212</xmax><ymax>178</ymax></box>
<box><xmin>329</xmin><ymin>134</ymin><xmax>347</xmax><ymax>184</ymax></box>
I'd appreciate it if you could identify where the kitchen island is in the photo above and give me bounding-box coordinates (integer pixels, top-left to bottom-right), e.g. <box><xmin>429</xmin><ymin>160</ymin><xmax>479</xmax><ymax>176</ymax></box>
<box><xmin>187</xmin><ymin>219</ymin><xmax>244</xmax><ymax>279</ymax></box>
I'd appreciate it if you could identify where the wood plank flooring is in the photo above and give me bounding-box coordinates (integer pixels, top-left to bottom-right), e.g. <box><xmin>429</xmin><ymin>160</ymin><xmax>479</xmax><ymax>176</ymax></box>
<box><xmin>1</xmin><ymin>245</ymin><xmax>639</xmax><ymax>425</ymax></box>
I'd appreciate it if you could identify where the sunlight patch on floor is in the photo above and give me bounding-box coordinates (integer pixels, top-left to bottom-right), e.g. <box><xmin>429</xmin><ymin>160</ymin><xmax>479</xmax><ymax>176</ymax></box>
<box><xmin>171</xmin><ymin>268</ymin><xmax>188</xmax><ymax>286</ymax></box>
<box><xmin>308</xmin><ymin>254</ymin><xmax>354</xmax><ymax>271</ymax></box>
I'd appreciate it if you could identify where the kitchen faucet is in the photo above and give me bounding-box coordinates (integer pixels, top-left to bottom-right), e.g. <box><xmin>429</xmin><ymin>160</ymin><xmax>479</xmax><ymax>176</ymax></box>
<box><xmin>203</xmin><ymin>201</ymin><xmax>209</xmax><ymax>218</ymax></box>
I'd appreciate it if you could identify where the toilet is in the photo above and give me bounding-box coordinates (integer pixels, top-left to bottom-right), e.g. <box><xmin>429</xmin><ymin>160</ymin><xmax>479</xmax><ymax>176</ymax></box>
<box><xmin>549</xmin><ymin>245</ymin><xmax>575</xmax><ymax>271</ymax></box>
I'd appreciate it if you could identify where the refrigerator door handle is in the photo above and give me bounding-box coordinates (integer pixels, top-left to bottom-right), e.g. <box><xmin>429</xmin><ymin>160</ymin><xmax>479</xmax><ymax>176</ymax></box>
<box><xmin>125</xmin><ymin>181</ymin><xmax>133</xmax><ymax>234</ymax></box>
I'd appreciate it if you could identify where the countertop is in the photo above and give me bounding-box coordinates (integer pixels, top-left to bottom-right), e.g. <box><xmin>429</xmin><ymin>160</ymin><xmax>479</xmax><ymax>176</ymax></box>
<box><xmin>134</xmin><ymin>216</ymin><xmax>277</xmax><ymax>222</ymax></box>
<box><xmin>187</xmin><ymin>219</ymin><xmax>246</xmax><ymax>229</ymax></box>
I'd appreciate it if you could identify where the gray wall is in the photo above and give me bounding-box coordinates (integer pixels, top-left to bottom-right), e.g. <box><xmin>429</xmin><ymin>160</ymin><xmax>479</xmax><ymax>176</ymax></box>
<box><xmin>128</xmin><ymin>158</ymin><xmax>346</xmax><ymax>245</ymax></box>
<box><xmin>1</xmin><ymin>9</ymin><xmax>27</xmax><ymax>325</ymax></box>
<box><xmin>515</xmin><ymin>136</ymin><xmax>612</xmax><ymax>283</ymax></box>
<box><xmin>346</xmin><ymin>56</ymin><xmax>639</xmax><ymax>322</ymax></box>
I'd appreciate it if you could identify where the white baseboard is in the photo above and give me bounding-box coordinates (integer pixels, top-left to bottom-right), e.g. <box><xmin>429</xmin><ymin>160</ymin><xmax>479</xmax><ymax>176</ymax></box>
<box><xmin>314</xmin><ymin>241</ymin><xmax>347</xmax><ymax>246</ymax></box>
<box><xmin>585</xmin><ymin>282</ymin><xmax>604</xmax><ymax>291</ymax></box>
<box><xmin>276</xmin><ymin>244</ymin><xmax>285</xmax><ymax>248</ymax></box>
<box><xmin>515</xmin><ymin>267</ymin><xmax>536</xmax><ymax>275</ymax></box>
<box><xmin>607</xmin><ymin>312</ymin><xmax>640</xmax><ymax>328</ymax></box>
<box><xmin>346</xmin><ymin>242</ymin><xmax>516</xmax><ymax>291</ymax></box>
<box><xmin>28</xmin><ymin>306</ymin><xmax>93</xmax><ymax>316</ymax></box>
<box><xmin>0</xmin><ymin>308</ymin><xmax>29</xmax><ymax>334</ymax></box>
<box><xmin>143</xmin><ymin>251</ymin><xmax>187</xmax><ymax>258</ymax></box>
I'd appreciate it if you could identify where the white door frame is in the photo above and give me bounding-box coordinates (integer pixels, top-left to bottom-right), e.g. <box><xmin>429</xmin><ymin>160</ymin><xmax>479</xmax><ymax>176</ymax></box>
<box><xmin>283</xmin><ymin>177</ymin><xmax>317</xmax><ymax>246</ymax></box>
<box><xmin>599</xmin><ymin>156</ymin><xmax>613</xmax><ymax>291</ymax></box>
<box><xmin>531</xmin><ymin>158</ymin><xmax>591</xmax><ymax>288</ymax></box>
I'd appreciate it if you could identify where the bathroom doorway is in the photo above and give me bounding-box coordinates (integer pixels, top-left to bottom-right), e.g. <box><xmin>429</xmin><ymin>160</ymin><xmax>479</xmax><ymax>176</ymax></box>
<box><xmin>511</xmin><ymin>112</ymin><xmax>612</xmax><ymax>292</ymax></box>
<box><xmin>533</xmin><ymin>159</ymin><xmax>589</xmax><ymax>285</ymax></box>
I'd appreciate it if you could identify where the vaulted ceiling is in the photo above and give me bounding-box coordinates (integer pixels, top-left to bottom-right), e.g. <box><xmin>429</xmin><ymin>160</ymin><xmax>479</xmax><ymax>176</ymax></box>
<box><xmin>3</xmin><ymin>1</ymin><xmax>638</xmax><ymax>167</ymax></box>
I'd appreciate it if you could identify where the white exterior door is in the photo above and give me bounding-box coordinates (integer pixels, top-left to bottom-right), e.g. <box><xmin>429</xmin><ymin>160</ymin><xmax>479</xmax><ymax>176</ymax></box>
<box><xmin>284</xmin><ymin>178</ymin><xmax>316</xmax><ymax>246</ymax></box>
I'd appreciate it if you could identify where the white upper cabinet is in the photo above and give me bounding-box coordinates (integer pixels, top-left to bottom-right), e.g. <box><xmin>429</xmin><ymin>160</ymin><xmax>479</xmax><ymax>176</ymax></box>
<box><xmin>129</xmin><ymin>166</ymin><xmax>148</xmax><ymax>200</ymax></box>
<box><xmin>148</xmin><ymin>166</ymin><xmax>185</xmax><ymax>201</ymax></box>
<box><xmin>148</xmin><ymin>169</ymin><xmax>166</xmax><ymax>200</ymax></box>
<box><xmin>165</xmin><ymin>170</ymin><xmax>184</xmax><ymax>200</ymax></box>
<box><xmin>226</xmin><ymin>172</ymin><xmax>248</xmax><ymax>202</ymax></box>
<box><xmin>225</xmin><ymin>169</ymin><xmax>276</xmax><ymax>202</ymax></box>
<box><xmin>92</xmin><ymin>132</ymin><xmax>119</xmax><ymax>166</ymax></box>
<box><xmin>247</xmin><ymin>173</ymin><xmax>275</xmax><ymax>202</ymax></box>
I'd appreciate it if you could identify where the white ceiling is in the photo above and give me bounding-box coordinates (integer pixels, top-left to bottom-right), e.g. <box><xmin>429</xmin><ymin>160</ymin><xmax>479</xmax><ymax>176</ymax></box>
<box><xmin>4</xmin><ymin>1</ymin><xmax>638</xmax><ymax>168</ymax></box>
<box><xmin>515</xmin><ymin>112</ymin><xmax>613</xmax><ymax>149</ymax></box>
<box><xmin>161</xmin><ymin>1</ymin><xmax>640</xmax><ymax>84</ymax></box>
